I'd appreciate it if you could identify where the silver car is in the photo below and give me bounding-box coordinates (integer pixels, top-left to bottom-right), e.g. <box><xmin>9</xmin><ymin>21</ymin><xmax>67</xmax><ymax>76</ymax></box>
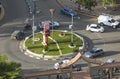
<box><xmin>85</xmin><ymin>48</ymin><xmax>104</xmax><ymax>58</ymax></box>
<box><xmin>39</xmin><ymin>20</ymin><xmax>60</xmax><ymax>29</ymax></box>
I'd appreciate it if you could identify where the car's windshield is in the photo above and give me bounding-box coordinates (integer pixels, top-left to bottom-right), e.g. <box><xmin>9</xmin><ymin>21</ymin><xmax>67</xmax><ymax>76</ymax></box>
<box><xmin>97</xmin><ymin>25</ymin><xmax>101</xmax><ymax>28</ymax></box>
<box><xmin>58</xmin><ymin>61</ymin><xmax>63</xmax><ymax>65</ymax></box>
<box><xmin>111</xmin><ymin>19</ymin><xmax>116</xmax><ymax>22</ymax></box>
<box><xmin>109</xmin><ymin>19</ymin><xmax>116</xmax><ymax>23</ymax></box>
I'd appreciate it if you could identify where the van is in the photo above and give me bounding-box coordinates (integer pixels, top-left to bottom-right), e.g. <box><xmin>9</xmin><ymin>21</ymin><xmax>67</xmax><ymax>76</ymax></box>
<box><xmin>98</xmin><ymin>15</ymin><xmax>120</xmax><ymax>28</ymax></box>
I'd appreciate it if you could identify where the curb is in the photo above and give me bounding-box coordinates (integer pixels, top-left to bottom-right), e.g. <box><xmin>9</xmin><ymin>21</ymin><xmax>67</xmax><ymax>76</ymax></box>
<box><xmin>0</xmin><ymin>5</ymin><xmax>5</xmax><ymax>20</ymax></box>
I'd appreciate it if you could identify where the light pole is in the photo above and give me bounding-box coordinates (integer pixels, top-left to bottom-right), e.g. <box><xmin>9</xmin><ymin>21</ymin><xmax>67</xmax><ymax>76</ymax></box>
<box><xmin>69</xmin><ymin>14</ymin><xmax>74</xmax><ymax>46</ymax></box>
<box><xmin>71</xmin><ymin>14</ymin><xmax>73</xmax><ymax>44</ymax></box>
<box><xmin>32</xmin><ymin>0</ymin><xmax>36</xmax><ymax>44</ymax></box>
<box><xmin>49</xmin><ymin>9</ymin><xmax>55</xmax><ymax>38</ymax></box>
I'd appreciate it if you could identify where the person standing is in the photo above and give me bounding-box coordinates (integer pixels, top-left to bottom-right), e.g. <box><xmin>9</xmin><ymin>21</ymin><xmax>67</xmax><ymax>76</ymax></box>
<box><xmin>77</xmin><ymin>5</ymin><xmax>81</xmax><ymax>10</ymax></box>
<box><xmin>0</xmin><ymin>2</ymin><xmax>2</xmax><ymax>14</ymax></box>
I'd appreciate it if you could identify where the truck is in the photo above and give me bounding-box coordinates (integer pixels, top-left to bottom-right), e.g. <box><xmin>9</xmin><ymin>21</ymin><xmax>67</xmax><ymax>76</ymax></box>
<box><xmin>98</xmin><ymin>15</ymin><xmax>120</xmax><ymax>28</ymax></box>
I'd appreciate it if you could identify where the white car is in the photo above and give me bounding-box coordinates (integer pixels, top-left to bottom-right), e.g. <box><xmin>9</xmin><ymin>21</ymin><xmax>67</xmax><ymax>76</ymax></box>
<box><xmin>54</xmin><ymin>59</ymin><xmax>70</xmax><ymax>69</ymax></box>
<box><xmin>39</xmin><ymin>20</ymin><xmax>60</xmax><ymax>29</ymax></box>
<box><xmin>86</xmin><ymin>24</ymin><xmax>104</xmax><ymax>32</ymax></box>
<box><xmin>105</xmin><ymin>58</ymin><xmax>115</xmax><ymax>63</ymax></box>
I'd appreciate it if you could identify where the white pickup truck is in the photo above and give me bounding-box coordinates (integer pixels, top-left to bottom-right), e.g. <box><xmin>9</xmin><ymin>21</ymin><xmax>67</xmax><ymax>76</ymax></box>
<box><xmin>98</xmin><ymin>15</ymin><xmax>120</xmax><ymax>28</ymax></box>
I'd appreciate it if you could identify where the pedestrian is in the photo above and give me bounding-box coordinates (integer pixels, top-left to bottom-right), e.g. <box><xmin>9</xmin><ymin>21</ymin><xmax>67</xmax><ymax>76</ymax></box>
<box><xmin>56</xmin><ymin>74</ymin><xmax>59</xmax><ymax>79</ymax></box>
<box><xmin>77</xmin><ymin>5</ymin><xmax>81</xmax><ymax>11</ymax></box>
<box><xmin>59</xmin><ymin>75</ymin><xmax>63</xmax><ymax>79</ymax></box>
<box><xmin>75</xmin><ymin>1</ymin><xmax>78</xmax><ymax>4</ymax></box>
<box><xmin>0</xmin><ymin>2</ymin><xmax>2</xmax><ymax>14</ymax></box>
<box><xmin>24</xmin><ymin>18</ymin><xmax>29</xmax><ymax>26</ymax></box>
<box><xmin>77</xmin><ymin>66</ymin><xmax>81</xmax><ymax>71</ymax></box>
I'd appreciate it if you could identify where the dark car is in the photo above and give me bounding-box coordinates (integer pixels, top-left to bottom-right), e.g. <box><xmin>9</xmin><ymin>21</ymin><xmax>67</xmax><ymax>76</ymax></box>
<box><xmin>11</xmin><ymin>30</ymin><xmax>25</xmax><ymax>40</ymax></box>
<box><xmin>85</xmin><ymin>48</ymin><xmax>104</xmax><ymax>58</ymax></box>
<box><xmin>60</xmin><ymin>8</ymin><xmax>77</xmax><ymax>16</ymax></box>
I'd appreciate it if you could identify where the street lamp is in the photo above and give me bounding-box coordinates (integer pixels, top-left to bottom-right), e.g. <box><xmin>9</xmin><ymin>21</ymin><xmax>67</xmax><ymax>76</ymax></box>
<box><xmin>32</xmin><ymin>0</ymin><xmax>36</xmax><ymax>44</ymax></box>
<box><xmin>49</xmin><ymin>9</ymin><xmax>55</xmax><ymax>38</ymax></box>
<box><xmin>69</xmin><ymin>14</ymin><xmax>74</xmax><ymax>45</ymax></box>
<box><xmin>69</xmin><ymin>14</ymin><xmax>74</xmax><ymax>46</ymax></box>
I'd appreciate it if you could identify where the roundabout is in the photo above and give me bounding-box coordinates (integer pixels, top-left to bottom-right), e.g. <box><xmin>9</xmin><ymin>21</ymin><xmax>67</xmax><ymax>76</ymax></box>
<box><xmin>21</xmin><ymin>30</ymin><xmax>84</xmax><ymax>60</ymax></box>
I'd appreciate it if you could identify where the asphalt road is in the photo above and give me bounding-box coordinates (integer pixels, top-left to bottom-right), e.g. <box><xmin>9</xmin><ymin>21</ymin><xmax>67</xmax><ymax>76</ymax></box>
<box><xmin>0</xmin><ymin>0</ymin><xmax>28</xmax><ymax>25</ymax></box>
<box><xmin>0</xmin><ymin>0</ymin><xmax>120</xmax><ymax>74</ymax></box>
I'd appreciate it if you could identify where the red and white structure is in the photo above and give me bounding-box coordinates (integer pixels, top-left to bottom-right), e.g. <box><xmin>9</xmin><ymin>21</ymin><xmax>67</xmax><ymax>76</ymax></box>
<box><xmin>43</xmin><ymin>22</ymin><xmax>50</xmax><ymax>46</ymax></box>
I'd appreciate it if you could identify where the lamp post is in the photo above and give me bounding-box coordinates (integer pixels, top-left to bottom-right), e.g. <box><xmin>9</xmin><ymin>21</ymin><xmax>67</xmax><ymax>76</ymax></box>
<box><xmin>32</xmin><ymin>0</ymin><xmax>36</xmax><ymax>44</ymax></box>
<box><xmin>71</xmin><ymin>14</ymin><xmax>73</xmax><ymax>44</ymax></box>
<box><xmin>69</xmin><ymin>14</ymin><xmax>74</xmax><ymax>46</ymax></box>
<box><xmin>49</xmin><ymin>9</ymin><xmax>55</xmax><ymax>38</ymax></box>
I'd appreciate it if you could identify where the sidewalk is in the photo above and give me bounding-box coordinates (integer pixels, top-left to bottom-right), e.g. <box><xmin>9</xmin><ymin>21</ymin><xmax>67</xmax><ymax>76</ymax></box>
<box><xmin>57</xmin><ymin>0</ymin><xmax>120</xmax><ymax>20</ymax></box>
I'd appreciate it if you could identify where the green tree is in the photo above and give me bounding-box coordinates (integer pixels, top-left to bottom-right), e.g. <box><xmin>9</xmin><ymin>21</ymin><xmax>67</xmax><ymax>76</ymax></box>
<box><xmin>76</xmin><ymin>0</ymin><xmax>97</xmax><ymax>10</ymax></box>
<box><xmin>102</xmin><ymin>0</ymin><xmax>116</xmax><ymax>8</ymax></box>
<box><xmin>0</xmin><ymin>54</ymin><xmax>21</xmax><ymax>79</ymax></box>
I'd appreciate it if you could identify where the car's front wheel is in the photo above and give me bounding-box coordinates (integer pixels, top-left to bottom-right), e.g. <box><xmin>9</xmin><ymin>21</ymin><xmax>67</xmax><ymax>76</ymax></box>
<box><xmin>100</xmin><ymin>22</ymin><xmax>104</xmax><ymax>26</ymax></box>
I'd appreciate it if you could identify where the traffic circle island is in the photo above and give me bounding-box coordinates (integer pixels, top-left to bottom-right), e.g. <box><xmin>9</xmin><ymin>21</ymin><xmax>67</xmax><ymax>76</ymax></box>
<box><xmin>21</xmin><ymin>30</ymin><xmax>84</xmax><ymax>60</ymax></box>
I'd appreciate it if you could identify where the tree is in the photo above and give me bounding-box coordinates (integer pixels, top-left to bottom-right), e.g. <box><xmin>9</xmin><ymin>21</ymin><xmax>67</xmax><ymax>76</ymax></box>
<box><xmin>0</xmin><ymin>54</ymin><xmax>21</xmax><ymax>79</ymax></box>
<box><xmin>102</xmin><ymin>0</ymin><xmax>117</xmax><ymax>9</ymax></box>
<box><xmin>76</xmin><ymin>0</ymin><xmax>97</xmax><ymax>10</ymax></box>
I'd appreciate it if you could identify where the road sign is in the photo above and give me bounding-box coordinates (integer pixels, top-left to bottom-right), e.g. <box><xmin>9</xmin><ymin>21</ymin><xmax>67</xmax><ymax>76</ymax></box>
<box><xmin>32</xmin><ymin>26</ymin><xmax>37</xmax><ymax>31</ymax></box>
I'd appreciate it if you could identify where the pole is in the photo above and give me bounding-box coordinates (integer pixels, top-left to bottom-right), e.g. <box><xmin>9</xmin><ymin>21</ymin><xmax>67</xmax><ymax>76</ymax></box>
<box><xmin>32</xmin><ymin>14</ymin><xmax>35</xmax><ymax>44</ymax></box>
<box><xmin>49</xmin><ymin>9</ymin><xmax>55</xmax><ymax>39</ymax></box>
<box><xmin>51</xmin><ymin>15</ymin><xmax>53</xmax><ymax>38</ymax></box>
<box><xmin>71</xmin><ymin>14</ymin><xmax>73</xmax><ymax>43</ymax></box>
<box><xmin>32</xmin><ymin>0</ymin><xmax>36</xmax><ymax>44</ymax></box>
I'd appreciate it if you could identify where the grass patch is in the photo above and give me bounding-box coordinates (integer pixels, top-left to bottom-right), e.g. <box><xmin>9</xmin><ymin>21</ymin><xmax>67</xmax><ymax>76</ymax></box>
<box><xmin>25</xmin><ymin>31</ymin><xmax>83</xmax><ymax>56</ymax></box>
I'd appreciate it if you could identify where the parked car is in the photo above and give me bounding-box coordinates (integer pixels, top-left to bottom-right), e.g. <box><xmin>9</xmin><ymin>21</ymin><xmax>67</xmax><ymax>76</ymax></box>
<box><xmin>11</xmin><ymin>30</ymin><xmax>25</xmax><ymax>40</ymax></box>
<box><xmin>54</xmin><ymin>59</ymin><xmax>70</xmax><ymax>69</ymax></box>
<box><xmin>85</xmin><ymin>48</ymin><xmax>104</xmax><ymax>58</ymax></box>
<box><xmin>86</xmin><ymin>24</ymin><xmax>104</xmax><ymax>32</ymax></box>
<box><xmin>38</xmin><ymin>20</ymin><xmax>60</xmax><ymax>29</ymax></box>
<box><xmin>60</xmin><ymin>8</ymin><xmax>77</xmax><ymax>16</ymax></box>
<box><xmin>98</xmin><ymin>15</ymin><xmax>120</xmax><ymax>28</ymax></box>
